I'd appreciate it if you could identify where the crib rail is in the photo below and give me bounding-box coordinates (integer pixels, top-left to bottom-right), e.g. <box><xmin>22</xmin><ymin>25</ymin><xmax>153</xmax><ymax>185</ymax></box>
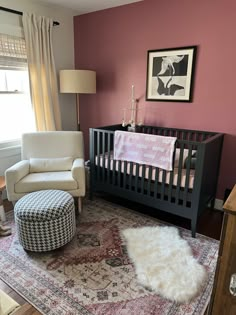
<box><xmin>98</xmin><ymin>124</ymin><xmax>215</xmax><ymax>142</ymax></box>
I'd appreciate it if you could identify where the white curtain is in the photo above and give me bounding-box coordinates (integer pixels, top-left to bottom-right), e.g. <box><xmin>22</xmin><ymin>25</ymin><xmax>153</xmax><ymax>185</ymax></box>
<box><xmin>22</xmin><ymin>13</ymin><xmax>62</xmax><ymax>131</ymax></box>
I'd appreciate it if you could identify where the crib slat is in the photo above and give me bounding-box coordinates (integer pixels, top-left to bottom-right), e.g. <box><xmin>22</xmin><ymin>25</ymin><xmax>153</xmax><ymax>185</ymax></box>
<box><xmin>135</xmin><ymin>163</ymin><xmax>139</xmax><ymax>192</ymax></box>
<box><xmin>168</xmin><ymin>151</ymin><xmax>175</xmax><ymax>202</ymax></box>
<box><xmin>175</xmin><ymin>142</ymin><xmax>184</xmax><ymax>204</ymax></box>
<box><xmin>189</xmin><ymin>132</ymin><xmax>194</xmax><ymax>141</ymax></box>
<box><xmin>183</xmin><ymin>144</ymin><xmax>193</xmax><ymax>206</ymax></box>
<box><xmin>161</xmin><ymin>169</ymin><xmax>167</xmax><ymax>200</ymax></box>
<box><xmin>107</xmin><ymin>133</ymin><xmax>111</xmax><ymax>184</ymax></box>
<box><xmin>112</xmin><ymin>159</ymin><xmax>116</xmax><ymax>186</ymax></box>
<box><xmin>123</xmin><ymin>161</ymin><xmax>127</xmax><ymax>189</ymax></box>
<box><xmin>97</xmin><ymin>131</ymin><xmax>100</xmax><ymax>181</ymax></box>
<box><xmin>167</xmin><ymin>170</ymin><xmax>174</xmax><ymax>202</ymax></box>
<box><xmin>147</xmin><ymin>166</ymin><xmax>152</xmax><ymax>196</ymax></box>
<box><xmin>154</xmin><ymin>167</ymin><xmax>159</xmax><ymax>198</ymax></box>
<box><xmin>118</xmin><ymin>160</ymin><xmax>121</xmax><ymax>187</ymax></box>
<box><xmin>129</xmin><ymin>162</ymin><xmax>134</xmax><ymax>190</ymax></box>
<box><xmin>196</xmin><ymin>133</ymin><xmax>201</xmax><ymax>142</ymax></box>
<box><xmin>89</xmin><ymin>128</ymin><xmax>95</xmax><ymax>198</ymax></box>
<box><xmin>141</xmin><ymin>165</ymin><xmax>145</xmax><ymax>194</ymax></box>
<box><xmin>102</xmin><ymin>132</ymin><xmax>105</xmax><ymax>182</ymax></box>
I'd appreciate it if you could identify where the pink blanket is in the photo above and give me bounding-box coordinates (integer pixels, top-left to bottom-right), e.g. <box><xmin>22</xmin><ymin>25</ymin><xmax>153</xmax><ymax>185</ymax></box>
<box><xmin>114</xmin><ymin>131</ymin><xmax>177</xmax><ymax>171</ymax></box>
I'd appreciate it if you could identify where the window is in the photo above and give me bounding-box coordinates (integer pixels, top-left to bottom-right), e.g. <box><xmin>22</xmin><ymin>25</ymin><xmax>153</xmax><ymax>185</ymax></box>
<box><xmin>0</xmin><ymin>33</ymin><xmax>35</xmax><ymax>145</ymax></box>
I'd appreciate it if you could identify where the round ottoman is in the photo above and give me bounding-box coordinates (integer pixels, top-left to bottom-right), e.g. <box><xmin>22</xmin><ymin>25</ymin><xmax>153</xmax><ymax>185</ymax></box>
<box><xmin>14</xmin><ymin>190</ymin><xmax>76</xmax><ymax>252</ymax></box>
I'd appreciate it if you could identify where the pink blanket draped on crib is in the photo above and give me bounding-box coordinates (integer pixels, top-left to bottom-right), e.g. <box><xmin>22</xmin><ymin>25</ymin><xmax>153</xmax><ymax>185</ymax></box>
<box><xmin>114</xmin><ymin>131</ymin><xmax>177</xmax><ymax>171</ymax></box>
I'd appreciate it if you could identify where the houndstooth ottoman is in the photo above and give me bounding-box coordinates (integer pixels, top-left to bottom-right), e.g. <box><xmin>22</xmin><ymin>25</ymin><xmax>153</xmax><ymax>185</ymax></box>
<box><xmin>14</xmin><ymin>190</ymin><xmax>76</xmax><ymax>251</ymax></box>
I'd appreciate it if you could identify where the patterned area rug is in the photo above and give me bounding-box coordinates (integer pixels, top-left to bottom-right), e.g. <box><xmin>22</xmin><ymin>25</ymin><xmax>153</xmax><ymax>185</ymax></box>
<box><xmin>0</xmin><ymin>197</ymin><xmax>219</xmax><ymax>315</ymax></box>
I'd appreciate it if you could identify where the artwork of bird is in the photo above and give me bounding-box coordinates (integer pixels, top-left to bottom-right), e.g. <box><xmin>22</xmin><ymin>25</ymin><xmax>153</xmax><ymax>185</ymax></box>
<box><xmin>157</xmin><ymin>77</ymin><xmax>184</xmax><ymax>96</ymax></box>
<box><xmin>158</xmin><ymin>55</ymin><xmax>185</xmax><ymax>76</ymax></box>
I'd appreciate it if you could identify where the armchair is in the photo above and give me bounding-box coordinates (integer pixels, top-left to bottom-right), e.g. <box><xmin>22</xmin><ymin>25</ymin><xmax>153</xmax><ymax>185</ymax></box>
<box><xmin>5</xmin><ymin>131</ymin><xmax>85</xmax><ymax>212</ymax></box>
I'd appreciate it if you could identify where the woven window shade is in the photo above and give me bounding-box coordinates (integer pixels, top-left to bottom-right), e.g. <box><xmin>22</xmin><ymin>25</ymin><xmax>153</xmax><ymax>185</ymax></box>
<box><xmin>0</xmin><ymin>33</ymin><xmax>27</xmax><ymax>69</ymax></box>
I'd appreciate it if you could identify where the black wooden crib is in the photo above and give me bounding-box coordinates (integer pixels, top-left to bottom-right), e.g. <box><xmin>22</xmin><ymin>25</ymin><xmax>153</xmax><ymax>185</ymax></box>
<box><xmin>89</xmin><ymin>124</ymin><xmax>224</xmax><ymax>237</ymax></box>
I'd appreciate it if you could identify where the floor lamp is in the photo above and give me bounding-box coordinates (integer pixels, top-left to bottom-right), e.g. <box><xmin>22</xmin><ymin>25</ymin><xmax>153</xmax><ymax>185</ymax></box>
<box><xmin>59</xmin><ymin>70</ymin><xmax>96</xmax><ymax>130</ymax></box>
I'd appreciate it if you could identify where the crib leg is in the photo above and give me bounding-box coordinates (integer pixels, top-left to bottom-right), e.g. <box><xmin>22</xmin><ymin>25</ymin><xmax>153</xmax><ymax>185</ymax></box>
<box><xmin>191</xmin><ymin>216</ymin><xmax>197</xmax><ymax>238</ymax></box>
<box><xmin>89</xmin><ymin>167</ymin><xmax>94</xmax><ymax>200</ymax></box>
<box><xmin>89</xmin><ymin>188</ymin><xmax>93</xmax><ymax>200</ymax></box>
<box><xmin>210</xmin><ymin>198</ymin><xmax>215</xmax><ymax>209</ymax></box>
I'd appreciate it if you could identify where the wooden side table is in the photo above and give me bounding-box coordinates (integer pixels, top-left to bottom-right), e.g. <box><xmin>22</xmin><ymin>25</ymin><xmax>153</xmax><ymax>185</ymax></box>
<box><xmin>0</xmin><ymin>176</ymin><xmax>6</xmax><ymax>222</ymax></box>
<box><xmin>208</xmin><ymin>184</ymin><xmax>236</xmax><ymax>314</ymax></box>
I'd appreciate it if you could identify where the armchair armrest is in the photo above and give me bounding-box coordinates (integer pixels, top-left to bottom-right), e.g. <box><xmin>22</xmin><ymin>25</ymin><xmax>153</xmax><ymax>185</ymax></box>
<box><xmin>5</xmin><ymin>160</ymin><xmax>30</xmax><ymax>201</ymax></box>
<box><xmin>72</xmin><ymin>158</ymin><xmax>85</xmax><ymax>189</ymax></box>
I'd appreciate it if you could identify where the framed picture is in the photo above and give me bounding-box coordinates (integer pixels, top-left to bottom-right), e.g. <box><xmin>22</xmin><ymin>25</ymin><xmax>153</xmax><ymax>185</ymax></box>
<box><xmin>146</xmin><ymin>46</ymin><xmax>197</xmax><ymax>102</ymax></box>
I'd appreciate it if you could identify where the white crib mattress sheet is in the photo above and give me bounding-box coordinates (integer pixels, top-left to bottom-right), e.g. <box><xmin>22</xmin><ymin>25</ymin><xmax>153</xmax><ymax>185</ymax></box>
<box><xmin>95</xmin><ymin>154</ymin><xmax>195</xmax><ymax>189</ymax></box>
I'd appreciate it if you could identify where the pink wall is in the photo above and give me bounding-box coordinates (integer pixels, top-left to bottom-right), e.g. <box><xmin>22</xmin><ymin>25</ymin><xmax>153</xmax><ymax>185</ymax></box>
<box><xmin>74</xmin><ymin>0</ymin><xmax>236</xmax><ymax>199</ymax></box>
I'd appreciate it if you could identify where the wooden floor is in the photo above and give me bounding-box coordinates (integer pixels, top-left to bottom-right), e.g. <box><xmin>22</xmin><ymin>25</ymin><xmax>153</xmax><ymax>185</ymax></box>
<box><xmin>0</xmin><ymin>196</ymin><xmax>224</xmax><ymax>315</ymax></box>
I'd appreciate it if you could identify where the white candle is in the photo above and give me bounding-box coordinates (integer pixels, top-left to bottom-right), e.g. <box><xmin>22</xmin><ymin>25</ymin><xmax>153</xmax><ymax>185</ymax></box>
<box><xmin>123</xmin><ymin>109</ymin><xmax>126</xmax><ymax>123</ymax></box>
<box><xmin>122</xmin><ymin>108</ymin><xmax>127</xmax><ymax>127</ymax></box>
<box><xmin>131</xmin><ymin>85</ymin><xmax>135</xmax><ymax>101</ymax></box>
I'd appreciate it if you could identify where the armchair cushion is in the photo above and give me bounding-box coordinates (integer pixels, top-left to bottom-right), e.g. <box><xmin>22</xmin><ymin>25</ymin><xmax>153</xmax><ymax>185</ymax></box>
<box><xmin>30</xmin><ymin>157</ymin><xmax>73</xmax><ymax>173</ymax></box>
<box><xmin>15</xmin><ymin>171</ymin><xmax>78</xmax><ymax>193</ymax></box>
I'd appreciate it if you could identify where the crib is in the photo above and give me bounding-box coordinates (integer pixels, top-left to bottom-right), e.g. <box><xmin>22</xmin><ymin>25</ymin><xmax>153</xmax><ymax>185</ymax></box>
<box><xmin>89</xmin><ymin>124</ymin><xmax>224</xmax><ymax>237</ymax></box>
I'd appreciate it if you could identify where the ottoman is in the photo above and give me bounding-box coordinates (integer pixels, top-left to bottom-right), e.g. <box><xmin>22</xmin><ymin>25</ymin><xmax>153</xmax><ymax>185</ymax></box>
<box><xmin>14</xmin><ymin>190</ymin><xmax>76</xmax><ymax>251</ymax></box>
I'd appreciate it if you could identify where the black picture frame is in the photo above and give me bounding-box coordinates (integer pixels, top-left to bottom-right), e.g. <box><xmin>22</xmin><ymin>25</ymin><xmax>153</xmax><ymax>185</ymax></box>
<box><xmin>146</xmin><ymin>46</ymin><xmax>197</xmax><ymax>102</ymax></box>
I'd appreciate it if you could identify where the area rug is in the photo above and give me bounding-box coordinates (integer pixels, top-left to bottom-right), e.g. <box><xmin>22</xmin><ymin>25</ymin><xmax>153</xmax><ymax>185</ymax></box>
<box><xmin>122</xmin><ymin>226</ymin><xmax>207</xmax><ymax>303</ymax></box>
<box><xmin>0</xmin><ymin>197</ymin><xmax>219</xmax><ymax>315</ymax></box>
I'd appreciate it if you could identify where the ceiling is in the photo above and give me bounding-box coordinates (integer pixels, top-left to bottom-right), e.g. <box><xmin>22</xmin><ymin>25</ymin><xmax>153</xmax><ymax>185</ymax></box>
<box><xmin>39</xmin><ymin>0</ymin><xmax>143</xmax><ymax>14</ymax></box>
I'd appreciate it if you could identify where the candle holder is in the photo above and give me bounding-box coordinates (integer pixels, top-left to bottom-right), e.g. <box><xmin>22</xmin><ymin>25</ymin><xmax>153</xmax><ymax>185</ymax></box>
<box><xmin>122</xmin><ymin>85</ymin><xmax>144</xmax><ymax>132</ymax></box>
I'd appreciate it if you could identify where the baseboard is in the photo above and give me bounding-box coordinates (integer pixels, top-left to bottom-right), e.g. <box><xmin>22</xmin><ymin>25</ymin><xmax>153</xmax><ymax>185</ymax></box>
<box><xmin>213</xmin><ymin>198</ymin><xmax>224</xmax><ymax>211</ymax></box>
<box><xmin>208</xmin><ymin>198</ymin><xmax>224</xmax><ymax>211</ymax></box>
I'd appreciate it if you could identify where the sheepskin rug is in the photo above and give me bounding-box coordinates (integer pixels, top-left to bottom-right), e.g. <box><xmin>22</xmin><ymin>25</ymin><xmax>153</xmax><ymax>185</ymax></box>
<box><xmin>122</xmin><ymin>225</ymin><xmax>207</xmax><ymax>303</ymax></box>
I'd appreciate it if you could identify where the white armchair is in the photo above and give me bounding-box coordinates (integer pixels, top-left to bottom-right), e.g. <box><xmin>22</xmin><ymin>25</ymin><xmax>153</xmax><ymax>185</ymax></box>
<box><xmin>5</xmin><ymin>131</ymin><xmax>85</xmax><ymax>212</ymax></box>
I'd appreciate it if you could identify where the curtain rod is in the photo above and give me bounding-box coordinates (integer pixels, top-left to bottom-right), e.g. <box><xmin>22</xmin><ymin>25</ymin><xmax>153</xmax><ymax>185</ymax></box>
<box><xmin>0</xmin><ymin>6</ymin><xmax>60</xmax><ymax>26</ymax></box>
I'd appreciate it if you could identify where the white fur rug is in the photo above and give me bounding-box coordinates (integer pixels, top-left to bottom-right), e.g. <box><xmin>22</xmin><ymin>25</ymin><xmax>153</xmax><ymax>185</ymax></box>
<box><xmin>122</xmin><ymin>226</ymin><xmax>207</xmax><ymax>303</ymax></box>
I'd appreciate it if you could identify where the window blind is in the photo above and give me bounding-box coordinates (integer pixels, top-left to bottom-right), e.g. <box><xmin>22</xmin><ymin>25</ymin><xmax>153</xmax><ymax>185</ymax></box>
<box><xmin>0</xmin><ymin>33</ymin><xmax>27</xmax><ymax>69</ymax></box>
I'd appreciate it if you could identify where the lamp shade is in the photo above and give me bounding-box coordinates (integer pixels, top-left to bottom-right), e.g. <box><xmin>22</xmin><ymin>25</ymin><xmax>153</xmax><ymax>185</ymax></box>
<box><xmin>60</xmin><ymin>70</ymin><xmax>96</xmax><ymax>94</ymax></box>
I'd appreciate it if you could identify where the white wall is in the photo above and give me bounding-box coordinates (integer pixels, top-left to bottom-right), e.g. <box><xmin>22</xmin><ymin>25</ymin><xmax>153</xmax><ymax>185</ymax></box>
<box><xmin>0</xmin><ymin>0</ymin><xmax>78</xmax><ymax>131</ymax></box>
<box><xmin>0</xmin><ymin>0</ymin><xmax>78</xmax><ymax>182</ymax></box>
